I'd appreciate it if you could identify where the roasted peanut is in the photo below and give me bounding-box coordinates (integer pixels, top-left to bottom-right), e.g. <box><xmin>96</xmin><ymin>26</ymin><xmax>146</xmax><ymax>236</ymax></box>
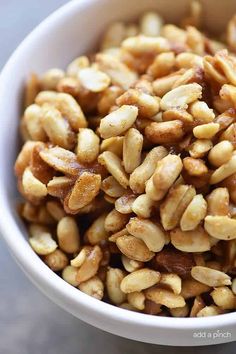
<box><xmin>197</xmin><ymin>305</ymin><xmax>223</xmax><ymax>317</ymax></box>
<box><xmin>193</xmin><ymin>123</ymin><xmax>220</xmax><ymax>139</ymax></box>
<box><xmin>121</xmin><ymin>255</ymin><xmax>143</xmax><ymax>273</ymax></box>
<box><xmin>208</xmin><ymin>141</ymin><xmax>234</xmax><ymax>167</ymax></box>
<box><xmin>211</xmin><ymin>287</ymin><xmax>235</xmax><ymax>310</ymax></box>
<box><xmin>204</xmin><ymin>215</ymin><xmax>236</xmax><ymax>240</ymax></box>
<box><xmin>85</xmin><ymin>213</ymin><xmax>109</xmax><ymax>245</ymax></box>
<box><xmin>76</xmin><ymin>245</ymin><xmax>102</xmax><ymax>284</ymax></box>
<box><xmin>181</xmin><ymin>279</ymin><xmax>211</xmax><ymax>299</ymax></box>
<box><xmin>123</xmin><ymin>128</ymin><xmax>143</xmax><ymax>173</ymax></box>
<box><xmin>159</xmin><ymin>273</ymin><xmax>182</xmax><ymax>295</ymax></box>
<box><xmin>170</xmin><ymin>226</ymin><xmax>210</xmax><ymax>252</ymax></box>
<box><xmin>145</xmin><ymin>288</ymin><xmax>186</xmax><ymax>309</ymax></box>
<box><xmin>79</xmin><ymin>276</ymin><xmax>104</xmax><ymax>300</ymax></box>
<box><xmin>180</xmin><ymin>194</ymin><xmax>207</xmax><ymax>231</ymax></box>
<box><xmin>121</xmin><ymin>268</ymin><xmax>160</xmax><ymax>293</ymax></box>
<box><xmin>106</xmin><ymin>268</ymin><xmax>127</xmax><ymax>304</ymax></box>
<box><xmin>191</xmin><ymin>266</ymin><xmax>231</xmax><ymax>287</ymax></box>
<box><xmin>145</xmin><ymin>120</ymin><xmax>184</xmax><ymax>144</ymax></box>
<box><xmin>29</xmin><ymin>224</ymin><xmax>57</xmax><ymax>255</ymax></box>
<box><xmin>105</xmin><ymin>209</ymin><xmax>129</xmax><ymax>233</ymax></box>
<box><xmin>98</xmin><ymin>151</ymin><xmax>129</xmax><ymax>188</ymax></box>
<box><xmin>127</xmin><ymin>292</ymin><xmax>145</xmax><ymax>310</ymax></box>
<box><xmin>76</xmin><ymin>128</ymin><xmax>100</xmax><ymax>163</ymax></box>
<box><xmin>188</xmin><ymin>139</ymin><xmax>213</xmax><ymax>158</ymax></box>
<box><xmin>131</xmin><ymin>194</ymin><xmax>156</xmax><ymax>218</ymax></box>
<box><xmin>207</xmin><ymin>188</ymin><xmax>230</xmax><ymax>216</ymax></box>
<box><xmin>44</xmin><ymin>249</ymin><xmax>68</xmax><ymax>271</ymax></box>
<box><xmin>116</xmin><ymin>235</ymin><xmax>154</xmax><ymax>262</ymax></box>
<box><xmin>57</xmin><ymin>216</ymin><xmax>80</xmax><ymax>253</ymax></box>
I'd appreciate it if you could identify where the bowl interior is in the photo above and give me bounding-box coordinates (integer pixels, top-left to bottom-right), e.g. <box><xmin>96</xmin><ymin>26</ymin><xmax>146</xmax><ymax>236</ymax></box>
<box><xmin>0</xmin><ymin>0</ymin><xmax>236</xmax><ymax>346</ymax></box>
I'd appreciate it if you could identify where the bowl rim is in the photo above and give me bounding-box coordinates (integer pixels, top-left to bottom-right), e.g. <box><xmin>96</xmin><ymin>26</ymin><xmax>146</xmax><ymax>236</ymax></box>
<box><xmin>0</xmin><ymin>0</ymin><xmax>235</xmax><ymax>336</ymax></box>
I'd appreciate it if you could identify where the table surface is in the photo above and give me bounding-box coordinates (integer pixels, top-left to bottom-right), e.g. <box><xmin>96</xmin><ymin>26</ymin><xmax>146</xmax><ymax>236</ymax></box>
<box><xmin>0</xmin><ymin>1</ymin><xmax>235</xmax><ymax>353</ymax></box>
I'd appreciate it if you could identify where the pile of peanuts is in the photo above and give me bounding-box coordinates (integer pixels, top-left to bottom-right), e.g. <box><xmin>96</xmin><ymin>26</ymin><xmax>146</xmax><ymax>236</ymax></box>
<box><xmin>15</xmin><ymin>2</ymin><xmax>236</xmax><ymax>317</ymax></box>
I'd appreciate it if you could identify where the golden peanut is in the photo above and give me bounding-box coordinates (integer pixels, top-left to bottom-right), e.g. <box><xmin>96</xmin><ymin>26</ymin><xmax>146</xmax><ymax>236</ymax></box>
<box><xmin>181</xmin><ymin>279</ymin><xmax>211</xmax><ymax>299</ymax></box>
<box><xmin>159</xmin><ymin>273</ymin><xmax>182</xmax><ymax>295</ymax></box>
<box><xmin>66</xmin><ymin>56</ymin><xmax>89</xmax><ymax>77</ymax></box>
<box><xmin>23</xmin><ymin>104</ymin><xmax>47</xmax><ymax>141</ymax></box>
<box><xmin>215</xmin><ymin>50</ymin><xmax>236</xmax><ymax>86</ymax></box>
<box><xmin>189</xmin><ymin>101</ymin><xmax>215</xmax><ymax>124</ymax></box>
<box><xmin>160</xmin><ymin>83</ymin><xmax>202</xmax><ymax>111</ymax></box>
<box><xmin>79</xmin><ymin>276</ymin><xmax>104</xmax><ymax>300</ymax></box>
<box><xmin>161</xmin><ymin>24</ymin><xmax>186</xmax><ymax>43</ymax></box>
<box><xmin>71</xmin><ymin>248</ymin><xmax>88</xmax><ymax>267</ymax></box>
<box><xmin>78</xmin><ymin>67</ymin><xmax>110</xmax><ymax>92</ymax></box>
<box><xmin>170</xmin><ymin>226</ymin><xmax>210</xmax><ymax>252</ymax></box>
<box><xmin>116</xmin><ymin>235</ymin><xmax>154</xmax><ymax>262</ymax></box>
<box><xmin>180</xmin><ymin>194</ymin><xmax>207</xmax><ymax>231</ymax></box>
<box><xmin>44</xmin><ymin>249</ymin><xmax>68</xmax><ymax>271</ymax></box>
<box><xmin>190</xmin><ymin>296</ymin><xmax>205</xmax><ymax>317</ymax></box>
<box><xmin>151</xmin><ymin>154</ymin><xmax>183</xmax><ymax>201</ymax></box>
<box><xmin>22</xmin><ymin>167</ymin><xmax>47</xmax><ymax>199</ymax></box>
<box><xmin>197</xmin><ymin>305</ymin><xmax>222</xmax><ymax>317</ymax></box>
<box><xmin>100</xmin><ymin>136</ymin><xmax>124</xmax><ymax>157</ymax></box>
<box><xmin>120</xmin><ymin>268</ymin><xmax>160</xmax><ymax>293</ymax></box>
<box><xmin>183</xmin><ymin>157</ymin><xmax>208</xmax><ymax>177</ymax></box>
<box><xmin>57</xmin><ymin>77</ymin><xmax>80</xmax><ymax>95</ymax></box>
<box><xmin>140</xmin><ymin>11</ymin><xmax>163</xmax><ymax>37</ymax></box>
<box><xmin>98</xmin><ymin>85</ymin><xmax>123</xmax><ymax>116</ymax></box>
<box><xmin>207</xmin><ymin>188</ymin><xmax>230</xmax><ymax>216</ymax></box>
<box><xmin>210</xmin><ymin>155</ymin><xmax>236</xmax><ymax>184</ymax></box>
<box><xmin>101</xmin><ymin>176</ymin><xmax>126</xmax><ymax>198</ymax></box>
<box><xmin>121</xmin><ymin>255</ymin><xmax>143</xmax><ymax>273</ymax></box>
<box><xmin>47</xmin><ymin>176</ymin><xmax>74</xmax><ymax>198</ymax></box>
<box><xmin>170</xmin><ymin>304</ymin><xmax>189</xmax><ymax>317</ymax></box>
<box><xmin>29</xmin><ymin>224</ymin><xmax>57</xmax><ymax>255</ymax></box>
<box><xmin>62</xmin><ymin>265</ymin><xmax>80</xmax><ymax>286</ymax></box>
<box><xmin>41</xmin><ymin>68</ymin><xmax>65</xmax><ymax>90</ymax></box>
<box><xmin>131</xmin><ymin>194</ymin><xmax>155</xmax><ymax>218</ymax></box>
<box><xmin>208</xmin><ymin>141</ymin><xmax>234</xmax><ymax>167</ymax></box>
<box><xmin>99</xmin><ymin>105</ymin><xmax>138</xmax><ymax>139</ymax></box>
<box><xmin>220</xmin><ymin>123</ymin><xmax>236</xmax><ymax>148</ymax></box>
<box><xmin>85</xmin><ymin>213</ymin><xmax>109</xmax><ymax>245</ymax></box>
<box><xmin>123</xmin><ymin>128</ymin><xmax>143</xmax><ymax>173</ymax></box>
<box><xmin>189</xmin><ymin>139</ymin><xmax>213</xmax><ymax>159</ymax></box>
<box><xmin>160</xmin><ymin>185</ymin><xmax>196</xmax><ymax>230</ymax></box>
<box><xmin>147</xmin><ymin>52</ymin><xmax>175</xmax><ymax>78</ymax></box>
<box><xmin>176</xmin><ymin>52</ymin><xmax>203</xmax><ymax>69</ymax></box>
<box><xmin>122</xmin><ymin>35</ymin><xmax>170</xmax><ymax>55</ymax></box>
<box><xmin>40</xmin><ymin>147</ymin><xmax>79</xmax><ymax>176</ymax></box>
<box><xmin>191</xmin><ymin>266</ymin><xmax>231</xmax><ymax>287</ymax></box>
<box><xmin>162</xmin><ymin>108</ymin><xmax>193</xmax><ymax>125</ymax></box>
<box><xmin>57</xmin><ymin>216</ymin><xmax>80</xmax><ymax>253</ymax></box>
<box><xmin>45</xmin><ymin>201</ymin><xmax>66</xmax><ymax>222</ymax></box>
<box><xmin>211</xmin><ymin>287</ymin><xmax>235</xmax><ymax>310</ymax></box>
<box><xmin>76</xmin><ymin>128</ymin><xmax>100</xmax><ymax>163</ymax></box>
<box><xmin>115</xmin><ymin>193</ymin><xmax>136</xmax><ymax>214</ymax></box>
<box><xmin>145</xmin><ymin>120</ymin><xmax>184</xmax><ymax>144</ymax></box>
<box><xmin>14</xmin><ymin>141</ymin><xmax>37</xmax><ymax>177</ymax></box>
<box><xmin>130</xmin><ymin>146</ymin><xmax>168</xmax><ymax>194</ymax></box>
<box><xmin>127</xmin><ymin>218</ymin><xmax>165</xmax><ymax>252</ymax></box>
<box><xmin>76</xmin><ymin>245</ymin><xmax>102</xmax><ymax>283</ymax></box>
<box><xmin>145</xmin><ymin>288</ymin><xmax>186</xmax><ymax>308</ymax></box>
<box><xmin>98</xmin><ymin>151</ymin><xmax>129</xmax><ymax>188</ymax></box>
<box><xmin>100</xmin><ymin>22</ymin><xmax>126</xmax><ymax>50</ymax></box>
<box><xmin>64</xmin><ymin>172</ymin><xmax>101</xmax><ymax>213</ymax></box>
<box><xmin>106</xmin><ymin>268</ymin><xmax>127</xmax><ymax>304</ymax></box>
<box><xmin>105</xmin><ymin>209</ymin><xmax>129</xmax><ymax>233</ymax></box>
<box><xmin>193</xmin><ymin>123</ymin><xmax>220</xmax><ymax>139</ymax></box>
<box><xmin>127</xmin><ymin>292</ymin><xmax>145</xmax><ymax>310</ymax></box>
<box><xmin>204</xmin><ymin>215</ymin><xmax>236</xmax><ymax>240</ymax></box>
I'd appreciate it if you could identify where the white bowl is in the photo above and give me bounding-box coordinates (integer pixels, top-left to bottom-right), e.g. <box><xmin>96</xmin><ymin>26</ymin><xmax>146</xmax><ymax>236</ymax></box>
<box><xmin>0</xmin><ymin>0</ymin><xmax>235</xmax><ymax>346</ymax></box>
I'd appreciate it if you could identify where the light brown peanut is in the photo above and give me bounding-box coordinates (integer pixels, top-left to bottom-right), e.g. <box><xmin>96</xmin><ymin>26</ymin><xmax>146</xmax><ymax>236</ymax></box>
<box><xmin>98</xmin><ymin>151</ymin><xmax>129</xmax><ymax>188</ymax></box>
<box><xmin>116</xmin><ymin>235</ymin><xmax>154</xmax><ymax>262</ymax></box>
<box><xmin>120</xmin><ymin>268</ymin><xmax>160</xmax><ymax>293</ymax></box>
<box><xmin>211</xmin><ymin>287</ymin><xmax>235</xmax><ymax>310</ymax></box>
<box><xmin>207</xmin><ymin>188</ymin><xmax>230</xmax><ymax>216</ymax></box>
<box><xmin>62</xmin><ymin>266</ymin><xmax>80</xmax><ymax>287</ymax></box>
<box><xmin>44</xmin><ymin>249</ymin><xmax>68</xmax><ymax>271</ymax></box>
<box><xmin>76</xmin><ymin>128</ymin><xmax>100</xmax><ymax>163</ymax></box>
<box><xmin>204</xmin><ymin>215</ymin><xmax>236</xmax><ymax>240</ymax></box>
<box><xmin>123</xmin><ymin>128</ymin><xmax>143</xmax><ymax>173</ymax></box>
<box><xmin>145</xmin><ymin>287</ymin><xmax>186</xmax><ymax>308</ymax></box>
<box><xmin>131</xmin><ymin>194</ymin><xmax>156</xmax><ymax>218</ymax></box>
<box><xmin>105</xmin><ymin>209</ymin><xmax>129</xmax><ymax>233</ymax></box>
<box><xmin>76</xmin><ymin>245</ymin><xmax>102</xmax><ymax>284</ymax></box>
<box><xmin>127</xmin><ymin>292</ymin><xmax>145</xmax><ymax>310</ymax></box>
<box><xmin>57</xmin><ymin>216</ymin><xmax>80</xmax><ymax>253</ymax></box>
<box><xmin>191</xmin><ymin>266</ymin><xmax>231</xmax><ymax>287</ymax></box>
<box><xmin>145</xmin><ymin>120</ymin><xmax>184</xmax><ymax>144</ymax></box>
<box><xmin>170</xmin><ymin>226</ymin><xmax>210</xmax><ymax>252</ymax></box>
<box><xmin>106</xmin><ymin>268</ymin><xmax>127</xmax><ymax>304</ymax></box>
<box><xmin>29</xmin><ymin>224</ymin><xmax>57</xmax><ymax>255</ymax></box>
<box><xmin>79</xmin><ymin>276</ymin><xmax>104</xmax><ymax>300</ymax></box>
<box><xmin>180</xmin><ymin>194</ymin><xmax>207</xmax><ymax>231</ymax></box>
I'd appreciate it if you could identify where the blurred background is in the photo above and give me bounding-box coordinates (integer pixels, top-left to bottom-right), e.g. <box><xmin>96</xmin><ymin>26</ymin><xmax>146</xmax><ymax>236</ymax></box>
<box><xmin>0</xmin><ymin>1</ymin><xmax>235</xmax><ymax>353</ymax></box>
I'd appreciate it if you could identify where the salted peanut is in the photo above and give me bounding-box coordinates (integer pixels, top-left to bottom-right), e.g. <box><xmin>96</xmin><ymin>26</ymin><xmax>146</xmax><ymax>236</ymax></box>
<box><xmin>130</xmin><ymin>146</ymin><xmax>168</xmax><ymax>194</ymax></box>
<box><xmin>171</xmin><ymin>226</ymin><xmax>210</xmax><ymax>252</ymax></box>
<box><xmin>46</xmin><ymin>201</ymin><xmax>66</xmax><ymax>221</ymax></box>
<box><xmin>183</xmin><ymin>157</ymin><xmax>208</xmax><ymax>177</ymax></box>
<box><xmin>203</xmin><ymin>56</ymin><xmax>227</xmax><ymax>85</ymax></box>
<box><xmin>85</xmin><ymin>213</ymin><xmax>109</xmax><ymax>245</ymax></box>
<box><xmin>115</xmin><ymin>193</ymin><xmax>136</xmax><ymax>214</ymax></box>
<box><xmin>220</xmin><ymin>84</ymin><xmax>236</xmax><ymax>107</ymax></box>
<box><xmin>197</xmin><ymin>306</ymin><xmax>222</xmax><ymax>317</ymax></box>
<box><xmin>21</xmin><ymin>202</ymin><xmax>39</xmax><ymax>223</ymax></box>
<box><xmin>23</xmin><ymin>104</ymin><xmax>47</xmax><ymax>141</ymax></box>
<box><xmin>232</xmin><ymin>278</ymin><xmax>236</xmax><ymax>294</ymax></box>
<box><xmin>210</xmin><ymin>155</ymin><xmax>236</xmax><ymax>184</ymax></box>
<box><xmin>220</xmin><ymin>124</ymin><xmax>236</xmax><ymax>148</ymax></box>
<box><xmin>76</xmin><ymin>128</ymin><xmax>100</xmax><ymax>164</ymax></box>
<box><xmin>41</xmin><ymin>106</ymin><xmax>75</xmax><ymax>149</ymax></box>
<box><xmin>78</xmin><ymin>67</ymin><xmax>110</xmax><ymax>92</ymax></box>
<box><xmin>145</xmin><ymin>120</ymin><xmax>184</xmax><ymax>144</ymax></box>
<box><xmin>120</xmin><ymin>268</ymin><xmax>160</xmax><ymax>293</ymax></box>
<box><xmin>172</xmin><ymin>67</ymin><xmax>202</xmax><ymax>89</ymax></box>
<box><xmin>127</xmin><ymin>218</ymin><xmax>165</xmax><ymax>252</ymax></box>
<box><xmin>207</xmin><ymin>188</ymin><xmax>230</xmax><ymax>216</ymax></box>
<box><xmin>161</xmin><ymin>24</ymin><xmax>186</xmax><ymax>43</ymax></box>
<box><xmin>176</xmin><ymin>52</ymin><xmax>203</xmax><ymax>69</ymax></box>
<box><xmin>14</xmin><ymin>141</ymin><xmax>37</xmax><ymax>177</ymax></box>
<box><xmin>64</xmin><ymin>173</ymin><xmax>101</xmax><ymax>214</ymax></box>
<box><xmin>105</xmin><ymin>209</ymin><xmax>129</xmax><ymax>233</ymax></box>
<box><xmin>180</xmin><ymin>195</ymin><xmax>207</xmax><ymax>231</ymax></box>
<box><xmin>162</xmin><ymin>108</ymin><xmax>193</xmax><ymax>126</ymax></box>
<box><xmin>131</xmin><ymin>194</ymin><xmax>155</xmax><ymax>218</ymax></box>
<box><xmin>211</xmin><ymin>287</ymin><xmax>235</xmax><ymax>310</ymax></box>
<box><xmin>160</xmin><ymin>185</ymin><xmax>196</xmax><ymax>230</ymax></box>
<box><xmin>160</xmin><ymin>83</ymin><xmax>202</xmax><ymax>111</ymax></box>
<box><xmin>76</xmin><ymin>245</ymin><xmax>102</xmax><ymax>284</ymax></box>
<box><xmin>204</xmin><ymin>215</ymin><xmax>236</xmax><ymax>240</ymax></box>
<box><xmin>24</xmin><ymin>72</ymin><xmax>41</xmax><ymax>108</ymax></box>
<box><xmin>186</xmin><ymin>26</ymin><xmax>204</xmax><ymax>55</ymax></box>
<box><xmin>100</xmin><ymin>137</ymin><xmax>123</xmax><ymax>157</ymax></box>
<box><xmin>100</xmin><ymin>22</ymin><xmax>126</xmax><ymax>50</ymax></box>
<box><xmin>190</xmin><ymin>296</ymin><xmax>205</xmax><ymax>317</ymax></box>
<box><xmin>117</xmin><ymin>89</ymin><xmax>160</xmax><ymax>119</ymax></box>
<box><xmin>170</xmin><ymin>304</ymin><xmax>189</xmax><ymax>317</ymax></box>
<box><xmin>152</xmin><ymin>72</ymin><xmax>183</xmax><ymax>97</ymax></box>
<box><xmin>193</xmin><ymin>123</ymin><xmax>219</xmax><ymax>139</ymax></box>
<box><xmin>116</xmin><ymin>235</ymin><xmax>154</xmax><ymax>262</ymax></box>
<box><xmin>57</xmin><ymin>216</ymin><xmax>80</xmax><ymax>254</ymax></box>
<box><xmin>99</xmin><ymin>105</ymin><xmax>138</xmax><ymax>139</ymax></box>
<box><xmin>41</xmin><ymin>68</ymin><xmax>65</xmax><ymax>90</ymax></box>
<box><xmin>98</xmin><ymin>151</ymin><xmax>129</xmax><ymax>188</ymax></box>
<box><xmin>159</xmin><ymin>273</ymin><xmax>181</xmax><ymax>295</ymax></box>
<box><xmin>44</xmin><ymin>249</ymin><xmax>68</xmax><ymax>271</ymax></box>
<box><xmin>71</xmin><ymin>247</ymin><xmax>90</xmax><ymax>267</ymax></box>
<box><xmin>123</xmin><ymin>128</ymin><xmax>143</xmax><ymax>174</ymax></box>
<box><xmin>35</xmin><ymin>91</ymin><xmax>87</xmax><ymax>130</ymax></box>
<box><xmin>181</xmin><ymin>279</ymin><xmax>210</xmax><ymax>299</ymax></box>
<box><xmin>127</xmin><ymin>292</ymin><xmax>145</xmax><ymax>310</ymax></box>
<box><xmin>106</xmin><ymin>268</ymin><xmax>127</xmax><ymax>304</ymax></box>
<box><xmin>147</xmin><ymin>52</ymin><xmax>175</xmax><ymax>78</ymax></box>
<box><xmin>47</xmin><ymin>176</ymin><xmax>74</xmax><ymax>199</ymax></box>
<box><xmin>119</xmin><ymin>302</ymin><xmax>137</xmax><ymax>311</ymax></box>
<box><xmin>57</xmin><ymin>77</ymin><xmax>80</xmax><ymax>96</ymax></box>
<box><xmin>140</xmin><ymin>11</ymin><xmax>163</xmax><ymax>37</ymax></box>
<box><xmin>188</xmin><ymin>139</ymin><xmax>213</xmax><ymax>159</ymax></box>
<box><xmin>22</xmin><ymin>167</ymin><xmax>47</xmax><ymax>199</ymax></box>
<box><xmin>79</xmin><ymin>276</ymin><xmax>104</xmax><ymax>300</ymax></box>
<box><xmin>98</xmin><ymin>86</ymin><xmax>123</xmax><ymax>116</ymax></box>
<box><xmin>121</xmin><ymin>255</ymin><xmax>143</xmax><ymax>273</ymax></box>
<box><xmin>66</xmin><ymin>56</ymin><xmax>89</xmax><ymax>77</ymax></box>
<box><xmin>215</xmin><ymin>50</ymin><xmax>236</xmax><ymax>86</ymax></box>
<box><xmin>191</xmin><ymin>266</ymin><xmax>231</xmax><ymax>287</ymax></box>
<box><xmin>208</xmin><ymin>141</ymin><xmax>234</xmax><ymax>168</ymax></box>
<box><xmin>101</xmin><ymin>176</ymin><xmax>126</xmax><ymax>198</ymax></box>
<box><xmin>145</xmin><ymin>288</ymin><xmax>186</xmax><ymax>309</ymax></box>
<box><xmin>150</xmin><ymin>155</ymin><xmax>183</xmax><ymax>201</ymax></box>
<box><xmin>29</xmin><ymin>224</ymin><xmax>57</xmax><ymax>255</ymax></box>
<box><xmin>122</xmin><ymin>35</ymin><xmax>170</xmax><ymax>55</ymax></box>
<box><xmin>189</xmin><ymin>101</ymin><xmax>215</xmax><ymax>124</ymax></box>
<box><xmin>96</xmin><ymin>53</ymin><xmax>137</xmax><ymax>90</ymax></box>
<box><xmin>62</xmin><ymin>265</ymin><xmax>79</xmax><ymax>286</ymax></box>
<box><xmin>221</xmin><ymin>173</ymin><xmax>236</xmax><ymax>204</ymax></box>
